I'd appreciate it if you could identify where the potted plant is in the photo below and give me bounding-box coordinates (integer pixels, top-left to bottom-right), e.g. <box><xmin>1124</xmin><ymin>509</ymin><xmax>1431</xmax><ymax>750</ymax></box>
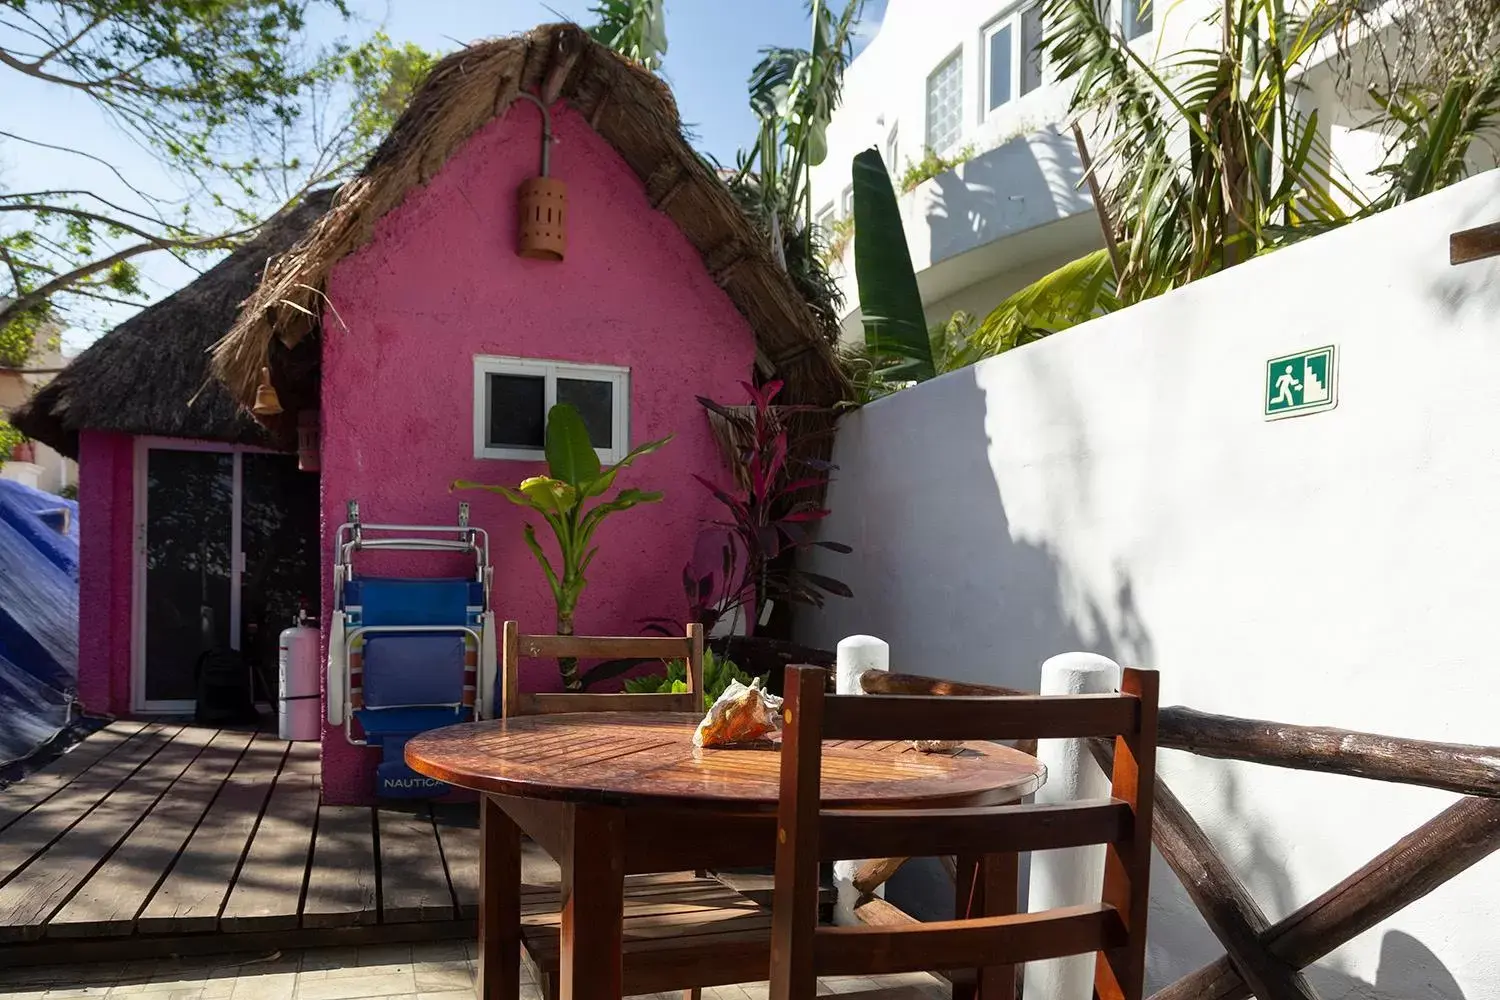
<box><xmin>456</xmin><ymin>403</ymin><xmax>670</xmax><ymax>690</ymax></box>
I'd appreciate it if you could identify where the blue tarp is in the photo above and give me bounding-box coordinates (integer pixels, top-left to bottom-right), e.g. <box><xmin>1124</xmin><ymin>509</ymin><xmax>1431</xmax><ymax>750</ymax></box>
<box><xmin>0</xmin><ymin>479</ymin><xmax>79</xmax><ymax>767</ymax></box>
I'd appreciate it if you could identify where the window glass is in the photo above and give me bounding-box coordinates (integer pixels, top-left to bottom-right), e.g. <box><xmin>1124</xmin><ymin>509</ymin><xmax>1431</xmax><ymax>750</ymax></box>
<box><xmin>816</xmin><ymin>204</ymin><xmax>835</xmax><ymax>235</ymax></box>
<box><xmin>841</xmin><ymin>185</ymin><xmax>854</xmax><ymax>217</ymax></box>
<box><xmin>885</xmin><ymin>126</ymin><xmax>899</xmax><ymax>172</ymax></box>
<box><xmin>486</xmin><ymin>372</ymin><xmax>546</xmax><ymax>448</ymax></box>
<box><xmin>1123</xmin><ymin>0</ymin><xmax>1151</xmax><ymax>39</ymax></box>
<box><xmin>1021</xmin><ymin>5</ymin><xmax>1045</xmax><ymax>95</ymax></box>
<box><xmin>925</xmin><ymin>53</ymin><xmax>963</xmax><ymax>152</ymax></box>
<box><xmin>557</xmin><ymin>377</ymin><xmax>614</xmax><ymax>449</ymax></box>
<box><xmin>988</xmin><ymin>24</ymin><xmax>1013</xmax><ymax>110</ymax></box>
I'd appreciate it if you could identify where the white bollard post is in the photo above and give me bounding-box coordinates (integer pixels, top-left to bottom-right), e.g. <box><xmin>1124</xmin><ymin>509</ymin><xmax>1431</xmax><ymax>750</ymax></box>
<box><xmin>832</xmin><ymin>635</ymin><xmax>890</xmax><ymax>925</ymax></box>
<box><xmin>1024</xmin><ymin>652</ymin><xmax>1123</xmax><ymax>1000</ymax></box>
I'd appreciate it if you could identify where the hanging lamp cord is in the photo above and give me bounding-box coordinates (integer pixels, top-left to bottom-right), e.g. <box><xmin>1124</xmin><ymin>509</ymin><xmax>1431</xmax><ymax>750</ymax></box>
<box><xmin>515</xmin><ymin>92</ymin><xmax>554</xmax><ymax>177</ymax></box>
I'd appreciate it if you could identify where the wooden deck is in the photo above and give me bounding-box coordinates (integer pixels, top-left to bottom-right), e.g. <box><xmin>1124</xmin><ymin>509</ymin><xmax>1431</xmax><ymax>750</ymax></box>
<box><xmin>0</xmin><ymin>721</ymin><xmax>483</xmax><ymax>965</ymax></box>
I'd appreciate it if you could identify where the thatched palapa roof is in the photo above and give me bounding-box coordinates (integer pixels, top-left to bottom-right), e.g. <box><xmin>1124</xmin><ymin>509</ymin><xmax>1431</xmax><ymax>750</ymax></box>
<box><xmin>212</xmin><ymin>23</ymin><xmax>850</xmax><ymax>414</ymax></box>
<box><xmin>12</xmin><ymin>190</ymin><xmax>336</xmax><ymax>457</ymax></box>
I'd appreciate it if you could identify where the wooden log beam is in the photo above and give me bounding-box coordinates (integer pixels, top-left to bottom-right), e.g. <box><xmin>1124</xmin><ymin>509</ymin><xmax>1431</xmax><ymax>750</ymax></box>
<box><xmin>1157</xmin><ymin>707</ymin><xmax>1500</xmax><ymax>798</ymax></box>
<box><xmin>1088</xmin><ymin>741</ymin><xmax>1317</xmax><ymax>1000</ymax></box>
<box><xmin>860</xmin><ymin>673</ymin><xmax>1029</xmax><ymax>698</ymax></box>
<box><xmin>852</xmin><ymin>894</ymin><xmax>919</xmax><ymax>927</ymax></box>
<box><xmin>853</xmin><ymin>857</ymin><xmax>909</xmax><ymax>895</ymax></box>
<box><xmin>1151</xmin><ymin>796</ymin><xmax>1500</xmax><ymax>1000</ymax></box>
<box><xmin>1451</xmin><ymin>221</ymin><xmax>1500</xmax><ymax>265</ymax></box>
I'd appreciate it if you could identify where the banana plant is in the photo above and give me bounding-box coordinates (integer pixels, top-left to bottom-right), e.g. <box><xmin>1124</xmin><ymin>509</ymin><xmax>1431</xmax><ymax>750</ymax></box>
<box><xmin>587</xmin><ymin>0</ymin><xmax>668</xmax><ymax>71</ymax></box>
<box><xmin>850</xmin><ymin>147</ymin><xmax>935</xmax><ymax>383</ymax></box>
<box><xmin>455</xmin><ymin>404</ymin><xmax>671</xmax><ymax>690</ymax></box>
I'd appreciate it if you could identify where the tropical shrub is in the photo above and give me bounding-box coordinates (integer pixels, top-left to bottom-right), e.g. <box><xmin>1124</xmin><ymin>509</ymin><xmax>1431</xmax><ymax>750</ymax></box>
<box><xmin>623</xmin><ymin>651</ymin><xmax>765</xmax><ymax>710</ymax></box>
<box><xmin>455</xmin><ymin>403</ymin><xmax>670</xmax><ymax>690</ymax></box>
<box><xmin>898</xmin><ymin>144</ymin><xmax>976</xmax><ymax>194</ymax></box>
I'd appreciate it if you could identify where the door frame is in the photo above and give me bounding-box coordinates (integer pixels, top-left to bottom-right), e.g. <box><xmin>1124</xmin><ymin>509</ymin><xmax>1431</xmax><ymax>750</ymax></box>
<box><xmin>130</xmin><ymin>437</ymin><xmax>280</xmax><ymax>714</ymax></box>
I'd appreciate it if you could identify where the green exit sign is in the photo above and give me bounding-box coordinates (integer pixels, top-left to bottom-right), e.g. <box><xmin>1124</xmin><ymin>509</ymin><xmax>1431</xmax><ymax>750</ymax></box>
<box><xmin>1265</xmin><ymin>346</ymin><xmax>1337</xmax><ymax>420</ymax></box>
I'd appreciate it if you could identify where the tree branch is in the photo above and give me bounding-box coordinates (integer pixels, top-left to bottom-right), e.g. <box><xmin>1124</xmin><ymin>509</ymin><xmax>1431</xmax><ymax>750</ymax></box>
<box><xmin>29</xmin><ymin>13</ymin><xmax>106</xmax><ymax>69</ymax></box>
<box><xmin>0</xmin><ymin>223</ymin><xmax>261</xmax><ymax>330</ymax></box>
<box><xmin>0</xmin><ymin>203</ymin><xmax>194</xmax><ymax>247</ymax></box>
<box><xmin>0</xmin><ymin>130</ymin><xmax>176</xmax><ymax>208</ymax></box>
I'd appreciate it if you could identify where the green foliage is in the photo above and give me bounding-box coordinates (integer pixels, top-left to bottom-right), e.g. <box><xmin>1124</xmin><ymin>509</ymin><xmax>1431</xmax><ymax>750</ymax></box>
<box><xmin>732</xmin><ymin>1</ymin><xmax>866</xmax><ymax>244</ymax></box>
<box><xmin>1368</xmin><ymin>61</ymin><xmax>1500</xmax><ymax>208</ymax></box>
<box><xmin>622</xmin><ymin>651</ymin><xmax>765</xmax><ymax>710</ymax></box>
<box><xmin>850</xmin><ymin>148</ymin><xmax>934</xmax><ymax>383</ymax></box>
<box><xmin>897</xmin><ymin>145</ymin><xmax>976</xmax><ymax>194</ymax></box>
<box><xmin>0</xmin><ymin>2</ymin><xmax>437</xmax><ymax>339</ymax></box>
<box><xmin>818</xmin><ymin>214</ymin><xmax>854</xmax><ymax>266</ymax></box>
<box><xmin>588</xmin><ymin>0</ymin><xmax>667</xmax><ymax>71</ymax></box>
<box><xmin>454</xmin><ymin>404</ymin><xmax>671</xmax><ymax>691</ymax></box>
<box><xmin>0</xmin><ymin>418</ymin><xmax>23</xmax><ymax>468</ymax></box>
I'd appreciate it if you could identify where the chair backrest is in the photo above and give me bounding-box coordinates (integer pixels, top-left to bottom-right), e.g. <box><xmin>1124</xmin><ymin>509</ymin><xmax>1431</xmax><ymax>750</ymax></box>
<box><xmin>770</xmin><ymin>664</ymin><xmax>1159</xmax><ymax>1000</ymax></box>
<box><xmin>501</xmin><ymin>620</ymin><xmax>705</xmax><ymax>716</ymax></box>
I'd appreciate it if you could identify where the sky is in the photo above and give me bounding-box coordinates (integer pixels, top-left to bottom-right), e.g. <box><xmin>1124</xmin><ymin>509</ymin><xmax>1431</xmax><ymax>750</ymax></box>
<box><xmin>0</xmin><ymin>0</ymin><xmax>886</xmax><ymax>353</ymax></box>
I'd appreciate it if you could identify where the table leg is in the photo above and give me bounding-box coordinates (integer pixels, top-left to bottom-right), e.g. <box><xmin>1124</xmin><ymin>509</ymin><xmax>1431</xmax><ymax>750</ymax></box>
<box><xmin>954</xmin><ymin>852</ymin><xmax>1018</xmax><ymax>1000</ymax></box>
<box><xmin>479</xmin><ymin>794</ymin><xmax>521</xmax><ymax>1000</ymax></box>
<box><xmin>559</xmin><ymin>804</ymin><xmax>625</xmax><ymax>1000</ymax></box>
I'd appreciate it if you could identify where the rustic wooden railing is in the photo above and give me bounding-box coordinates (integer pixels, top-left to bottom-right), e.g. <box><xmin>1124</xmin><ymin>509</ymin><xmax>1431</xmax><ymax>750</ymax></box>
<box><xmin>854</xmin><ymin>672</ymin><xmax>1500</xmax><ymax>1000</ymax></box>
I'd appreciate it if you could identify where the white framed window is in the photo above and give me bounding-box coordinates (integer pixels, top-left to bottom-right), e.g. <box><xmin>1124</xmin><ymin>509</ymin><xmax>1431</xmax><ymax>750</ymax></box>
<box><xmin>925</xmin><ymin>50</ymin><xmax>964</xmax><ymax>152</ymax></box>
<box><xmin>1121</xmin><ymin>0</ymin><xmax>1151</xmax><ymax>40</ymax></box>
<box><xmin>815</xmin><ymin>202</ymin><xmax>835</xmax><ymax>235</ymax></box>
<box><xmin>885</xmin><ymin>125</ymin><xmax>899</xmax><ymax>173</ymax></box>
<box><xmin>840</xmin><ymin>185</ymin><xmax>854</xmax><ymax>217</ymax></box>
<box><xmin>984</xmin><ymin>4</ymin><xmax>1046</xmax><ymax>116</ymax></box>
<box><xmin>472</xmin><ymin>356</ymin><xmax>630</xmax><ymax>463</ymax></box>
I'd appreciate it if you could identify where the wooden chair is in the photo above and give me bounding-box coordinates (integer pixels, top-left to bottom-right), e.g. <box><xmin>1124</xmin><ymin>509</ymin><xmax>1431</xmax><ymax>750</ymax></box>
<box><xmin>771</xmin><ymin>664</ymin><xmax>1160</xmax><ymax>1000</ymax></box>
<box><xmin>500</xmin><ymin>621</ymin><xmax>767</xmax><ymax>1000</ymax></box>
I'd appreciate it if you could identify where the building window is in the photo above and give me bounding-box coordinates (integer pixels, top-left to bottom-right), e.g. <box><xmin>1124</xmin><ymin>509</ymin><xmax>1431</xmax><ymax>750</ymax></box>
<box><xmin>1122</xmin><ymin>0</ymin><xmax>1151</xmax><ymax>39</ymax></box>
<box><xmin>1021</xmin><ymin>4</ymin><xmax>1045</xmax><ymax>93</ymax></box>
<box><xmin>925</xmin><ymin>51</ymin><xmax>964</xmax><ymax>152</ymax></box>
<box><xmin>986</xmin><ymin>5</ymin><xmax>1046</xmax><ymax>115</ymax></box>
<box><xmin>473</xmin><ymin>356</ymin><xmax>630</xmax><ymax>462</ymax></box>
<box><xmin>841</xmin><ymin>185</ymin><xmax>854</xmax><ymax>217</ymax></box>
<box><xmin>885</xmin><ymin>125</ymin><xmax>900</xmax><ymax>173</ymax></box>
<box><xmin>815</xmin><ymin>202</ymin><xmax>835</xmax><ymax>235</ymax></box>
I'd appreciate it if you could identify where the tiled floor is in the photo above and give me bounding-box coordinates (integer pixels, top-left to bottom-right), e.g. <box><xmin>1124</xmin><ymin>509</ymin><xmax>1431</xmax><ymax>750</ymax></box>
<box><xmin>0</xmin><ymin>941</ymin><xmax>949</xmax><ymax>1000</ymax></box>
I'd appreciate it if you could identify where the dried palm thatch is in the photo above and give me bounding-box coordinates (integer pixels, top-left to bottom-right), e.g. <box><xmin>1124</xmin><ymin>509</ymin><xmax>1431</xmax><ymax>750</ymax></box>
<box><xmin>212</xmin><ymin>23</ymin><xmax>851</xmax><ymax>414</ymax></box>
<box><xmin>12</xmin><ymin>190</ymin><xmax>336</xmax><ymax>458</ymax></box>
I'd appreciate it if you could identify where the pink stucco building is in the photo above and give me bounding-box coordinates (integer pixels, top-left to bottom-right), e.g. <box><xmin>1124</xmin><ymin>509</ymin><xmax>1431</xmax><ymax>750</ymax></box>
<box><xmin>17</xmin><ymin>25</ymin><xmax>844</xmax><ymax>804</ymax></box>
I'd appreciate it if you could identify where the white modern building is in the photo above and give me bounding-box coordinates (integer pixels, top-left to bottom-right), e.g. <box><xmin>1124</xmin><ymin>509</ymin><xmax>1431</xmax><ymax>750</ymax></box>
<box><xmin>809</xmin><ymin>0</ymin><xmax>1414</xmax><ymax>338</ymax></box>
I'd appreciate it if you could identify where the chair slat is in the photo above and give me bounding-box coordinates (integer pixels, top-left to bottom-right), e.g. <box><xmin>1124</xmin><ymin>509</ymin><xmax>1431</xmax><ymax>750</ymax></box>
<box><xmin>813</xmin><ymin>903</ymin><xmax>1127</xmax><ymax>976</ymax></box>
<box><xmin>520</xmin><ymin>635</ymin><xmax>692</xmax><ymax>659</ymax></box>
<box><xmin>520</xmin><ymin>692</ymin><xmax>699</xmax><ymax>715</ymax></box>
<box><xmin>818</xmin><ymin>798</ymin><xmax>1132</xmax><ymax>861</ymax></box>
<box><xmin>820</xmin><ymin>692</ymin><xmax>1140</xmax><ymax>742</ymax></box>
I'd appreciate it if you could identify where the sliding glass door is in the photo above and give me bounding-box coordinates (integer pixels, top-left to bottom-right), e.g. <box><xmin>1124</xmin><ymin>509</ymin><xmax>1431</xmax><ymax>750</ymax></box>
<box><xmin>132</xmin><ymin>441</ymin><xmax>318</xmax><ymax>713</ymax></box>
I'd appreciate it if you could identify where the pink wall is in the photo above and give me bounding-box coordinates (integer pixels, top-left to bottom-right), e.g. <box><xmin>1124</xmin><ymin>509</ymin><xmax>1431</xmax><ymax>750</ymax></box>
<box><xmin>317</xmin><ymin>101</ymin><xmax>758</xmax><ymax>803</ymax></box>
<box><xmin>76</xmin><ymin>430</ymin><xmax>134</xmax><ymax>716</ymax></box>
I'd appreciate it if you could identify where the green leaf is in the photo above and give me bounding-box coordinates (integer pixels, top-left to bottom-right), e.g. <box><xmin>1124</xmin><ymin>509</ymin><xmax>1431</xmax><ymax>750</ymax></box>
<box><xmin>851</xmin><ymin>148</ymin><xmax>935</xmax><ymax>381</ymax></box>
<box><xmin>518</xmin><ymin>476</ymin><xmax>578</xmax><ymax>515</ymax></box>
<box><xmin>521</xmin><ymin>523</ymin><xmax>563</xmax><ymax>604</ymax></box>
<box><xmin>577</xmin><ymin>434</ymin><xmax>673</xmax><ymax>499</ymax></box>
<box><xmin>545</xmin><ymin>404</ymin><xmax>603</xmax><ymax>489</ymax></box>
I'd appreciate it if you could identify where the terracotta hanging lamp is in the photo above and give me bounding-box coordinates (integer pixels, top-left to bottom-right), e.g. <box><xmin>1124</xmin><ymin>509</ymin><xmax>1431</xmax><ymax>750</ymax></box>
<box><xmin>515</xmin><ymin>92</ymin><xmax>566</xmax><ymax>261</ymax></box>
<box><xmin>252</xmin><ymin>366</ymin><xmax>284</xmax><ymax>416</ymax></box>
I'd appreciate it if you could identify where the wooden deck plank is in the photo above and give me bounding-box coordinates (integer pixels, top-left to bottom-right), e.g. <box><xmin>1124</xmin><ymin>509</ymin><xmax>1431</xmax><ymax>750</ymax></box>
<box><xmin>0</xmin><ymin>727</ymin><xmax>213</xmax><ymax>942</ymax></box>
<box><xmin>46</xmin><ymin>729</ymin><xmax>256</xmax><ymax>938</ymax></box>
<box><xmin>135</xmin><ymin>734</ymin><xmax>289</xmax><ymax>934</ymax></box>
<box><xmin>432</xmin><ymin>804</ymin><xmax>479</xmax><ymax>918</ymax></box>
<box><xmin>379</xmin><ymin>805</ymin><xmax>458</xmax><ymax>923</ymax></box>
<box><xmin>0</xmin><ymin>722</ymin><xmax>150</xmax><ymax>835</ymax></box>
<box><xmin>219</xmin><ymin>741</ymin><xmax>320</xmax><ymax>933</ymax></box>
<box><xmin>0</xmin><ymin>724</ymin><xmax>180</xmax><ymax>887</ymax></box>
<box><xmin>302</xmin><ymin>805</ymin><xmax>378</xmax><ymax>928</ymax></box>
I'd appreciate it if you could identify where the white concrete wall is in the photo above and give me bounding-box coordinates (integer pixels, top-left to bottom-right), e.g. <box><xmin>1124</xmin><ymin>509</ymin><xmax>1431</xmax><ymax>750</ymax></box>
<box><xmin>799</xmin><ymin>169</ymin><xmax>1500</xmax><ymax>999</ymax></box>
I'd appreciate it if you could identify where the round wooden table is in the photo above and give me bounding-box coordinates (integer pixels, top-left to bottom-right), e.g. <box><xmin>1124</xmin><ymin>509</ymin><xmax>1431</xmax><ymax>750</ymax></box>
<box><xmin>406</xmin><ymin>711</ymin><xmax>1044</xmax><ymax>809</ymax></box>
<box><xmin>406</xmin><ymin>712</ymin><xmax>1045</xmax><ymax>1000</ymax></box>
